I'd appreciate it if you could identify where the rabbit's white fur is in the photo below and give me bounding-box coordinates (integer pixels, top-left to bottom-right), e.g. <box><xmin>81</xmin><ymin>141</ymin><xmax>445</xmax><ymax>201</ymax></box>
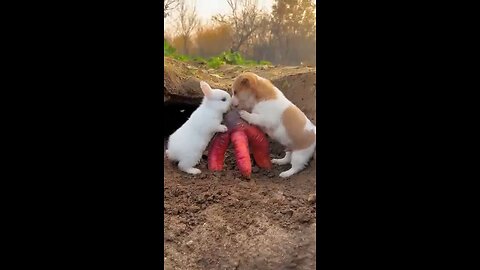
<box><xmin>166</xmin><ymin>81</ymin><xmax>232</xmax><ymax>174</ymax></box>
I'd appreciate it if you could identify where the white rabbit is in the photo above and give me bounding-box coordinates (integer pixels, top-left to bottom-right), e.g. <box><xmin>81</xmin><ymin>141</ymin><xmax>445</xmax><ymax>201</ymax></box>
<box><xmin>166</xmin><ymin>81</ymin><xmax>232</xmax><ymax>175</ymax></box>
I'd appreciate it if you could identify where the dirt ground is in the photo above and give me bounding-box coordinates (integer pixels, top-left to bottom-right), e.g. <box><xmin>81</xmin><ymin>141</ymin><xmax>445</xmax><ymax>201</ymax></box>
<box><xmin>164</xmin><ymin>57</ymin><xmax>317</xmax><ymax>270</ymax></box>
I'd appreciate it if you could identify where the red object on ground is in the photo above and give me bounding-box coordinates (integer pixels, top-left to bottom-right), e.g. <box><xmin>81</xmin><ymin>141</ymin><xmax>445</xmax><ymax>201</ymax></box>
<box><xmin>207</xmin><ymin>109</ymin><xmax>272</xmax><ymax>178</ymax></box>
<box><xmin>231</xmin><ymin>130</ymin><xmax>252</xmax><ymax>177</ymax></box>
<box><xmin>207</xmin><ymin>132</ymin><xmax>231</xmax><ymax>171</ymax></box>
<box><xmin>244</xmin><ymin>125</ymin><xmax>272</xmax><ymax>169</ymax></box>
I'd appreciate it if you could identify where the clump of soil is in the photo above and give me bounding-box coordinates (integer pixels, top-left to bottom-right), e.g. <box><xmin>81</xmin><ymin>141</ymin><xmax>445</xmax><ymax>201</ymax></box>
<box><xmin>164</xmin><ymin>57</ymin><xmax>317</xmax><ymax>270</ymax></box>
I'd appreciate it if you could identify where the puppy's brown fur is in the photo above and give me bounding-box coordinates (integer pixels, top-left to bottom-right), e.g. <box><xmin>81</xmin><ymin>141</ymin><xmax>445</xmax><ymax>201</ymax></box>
<box><xmin>232</xmin><ymin>72</ymin><xmax>277</xmax><ymax>101</ymax></box>
<box><xmin>282</xmin><ymin>105</ymin><xmax>316</xmax><ymax>150</ymax></box>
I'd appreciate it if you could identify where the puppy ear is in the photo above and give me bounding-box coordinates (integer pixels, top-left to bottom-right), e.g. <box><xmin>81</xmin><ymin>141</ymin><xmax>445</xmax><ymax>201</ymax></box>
<box><xmin>200</xmin><ymin>81</ymin><xmax>212</xmax><ymax>98</ymax></box>
<box><xmin>239</xmin><ymin>73</ymin><xmax>257</xmax><ymax>88</ymax></box>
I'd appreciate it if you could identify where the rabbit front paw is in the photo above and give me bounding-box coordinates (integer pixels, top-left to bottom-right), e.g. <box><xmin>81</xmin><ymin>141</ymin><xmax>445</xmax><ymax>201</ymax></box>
<box><xmin>217</xmin><ymin>125</ymin><xmax>228</xmax><ymax>133</ymax></box>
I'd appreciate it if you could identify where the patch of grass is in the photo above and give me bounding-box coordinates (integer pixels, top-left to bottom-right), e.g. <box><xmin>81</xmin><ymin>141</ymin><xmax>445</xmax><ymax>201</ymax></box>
<box><xmin>164</xmin><ymin>40</ymin><xmax>271</xmax><ymax>69</ymax></box>
<box><xmin>192</xmin><ymin>57</ymin><xmax>207</xmax><ymax>64</ymax></box>
<box><xmin>207</xmin><ymin>56</ymin><xmax>225</xmax><ymax>69</ymax></box>
<box><xmin>217</xmin><ymin>51</ymin><xmax>271</xmax><ymax>67</ymax></box>
<box><xmin>164</xmin><ymin>39</ymin><xmax>176</xmax><ymax>55</ymax></box>
<box><xmin>173</xmin><ymin>54</ymin><xmax>190</xmax><ymax>62</ymax></box>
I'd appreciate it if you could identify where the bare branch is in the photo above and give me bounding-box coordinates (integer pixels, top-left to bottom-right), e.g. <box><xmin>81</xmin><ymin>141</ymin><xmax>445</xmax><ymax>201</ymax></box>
<box><xmin>175</xmin><ymin>0</ymin><xmax>199</xmax><ymax>54</ymax></box>
<box><xmin>164</xmin><ymin>0</ymin><xmax>179</xmax><ymax>18</ymax></box>
<box><xmin>215</xmin><ymin>0</ymin><xmax>264</xmax><ymax>52</ymax></box>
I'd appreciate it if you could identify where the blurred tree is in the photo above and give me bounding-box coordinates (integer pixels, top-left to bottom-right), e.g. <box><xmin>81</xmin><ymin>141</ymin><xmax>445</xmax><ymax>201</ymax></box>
<box><xmin>195</xmin><ymin>24</ymin><xmax>232</xmax><ymax>57</ymax></box>
<box><xmin>164</xmin><ymin>0</ymin><xmax>179</xmax><ymax>18</ymax></box>
<box><xmin>271</xmin><ymin>0</ymin><xmax>316</xmax><ymax>65</ymax></box>
<box><xmin>175</xmin><ymin>0</ymin><xmax>199</xmax><ymax>55</ymax></box>
<box><xmin>246</xmin><ymin>15</ymin><xmax>274</xmax><ymax>62</ymax></box>
<box><xmin>164</xmin><ymin>0</ymin><xmax>317</xmax><ymax>66</ymax></box>
<box><xmin>171</xmin><ymin>35</ymin><xmax>197</xmax><ymax>55</ymax></box>
<box><xmin>212</xmin><ymin>0</ymin><xmax>265</xmax><ymax>52</ymax></box>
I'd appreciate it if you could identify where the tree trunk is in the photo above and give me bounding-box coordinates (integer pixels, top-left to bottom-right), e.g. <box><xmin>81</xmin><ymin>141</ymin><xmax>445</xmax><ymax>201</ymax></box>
<box><xmin>284</xmin><ymin>37</ymin><xmax>290</xmax><ymax>65</ymax></box>
<box><xmin>183</xmin><ymin>36</ymin><xmax>189</xmax><ymax>55</ymax></box>
<box><xmin>232</xmin><ymin>40</ymin><xmax>241</xmax><ymax>52</ymax></box>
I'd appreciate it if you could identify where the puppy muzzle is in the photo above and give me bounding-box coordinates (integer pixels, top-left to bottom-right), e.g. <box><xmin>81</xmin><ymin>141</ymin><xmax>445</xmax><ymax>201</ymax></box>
<box><xmin>232</xmin><ymin>96</ymin><xmax>239</xmax><ymax>107</ymax></box>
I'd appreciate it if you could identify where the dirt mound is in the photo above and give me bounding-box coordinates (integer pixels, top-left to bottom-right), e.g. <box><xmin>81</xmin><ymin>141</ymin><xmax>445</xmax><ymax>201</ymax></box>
<box><xmin>271</xmin><ymin>72</ymin><xmax>316</xmax><ymax>124</ymax></box>
<box><xmin>164</xmin><ymin>57</ymin><xmax>317</xmax><ymax>270</ymax></box>
<box><xmin>164</xmin><ymin>57</ymin><xmax>316</xmax><ymax>122</ymax></box>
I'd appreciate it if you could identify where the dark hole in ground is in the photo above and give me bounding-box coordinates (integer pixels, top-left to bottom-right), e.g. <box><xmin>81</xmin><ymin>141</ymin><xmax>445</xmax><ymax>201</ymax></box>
<box><xmin>163</xmin><ymin>99</ymin><xmax>201</xmax><ymax>138</ymax></box>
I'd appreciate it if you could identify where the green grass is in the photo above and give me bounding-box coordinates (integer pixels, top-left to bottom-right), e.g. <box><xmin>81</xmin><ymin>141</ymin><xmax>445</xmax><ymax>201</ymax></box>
<box><xmin>164</xmin><ymin>39</ymin><xmax>271</xmax><ymax>69</ymax></box>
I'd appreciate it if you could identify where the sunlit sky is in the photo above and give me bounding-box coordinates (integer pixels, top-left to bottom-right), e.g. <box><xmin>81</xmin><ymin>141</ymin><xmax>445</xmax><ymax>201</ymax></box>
<box><xmin>165</xmin><ymin>0</ymin><xmax>316</xmax><ymax>33</ymax></box>
<box><xmin>196</xmin><ymin>0</ymin><xmax>274</xmax><ymax>20</ymax></box>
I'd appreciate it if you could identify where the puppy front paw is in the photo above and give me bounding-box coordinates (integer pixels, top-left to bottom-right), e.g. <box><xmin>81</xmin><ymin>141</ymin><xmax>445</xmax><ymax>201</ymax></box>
<box><xmin>279</xmin><ymin>171</ymin><xmax>293</xmax><ymax>178</ymax></box>
<box><xmin>272</xmin><ymin>158</ymin><xmax>287</xmax><ymax>165</ymax></box>
<box><xmin>217</xmin><ymin>125</ymin><xmax>228</xmax><ymax>133</ymax></box>
<box><xmin>239</xmin><ymin>110</ymin><xmax>251</xmax><ymax>122</ymax></box>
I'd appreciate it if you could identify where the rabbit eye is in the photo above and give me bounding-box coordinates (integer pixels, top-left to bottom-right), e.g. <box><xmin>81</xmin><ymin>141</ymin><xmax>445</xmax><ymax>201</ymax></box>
<box><xmin>221</xmin><ymin>97</ymin><xmax>226</xmax><ymax>102</ymax></box>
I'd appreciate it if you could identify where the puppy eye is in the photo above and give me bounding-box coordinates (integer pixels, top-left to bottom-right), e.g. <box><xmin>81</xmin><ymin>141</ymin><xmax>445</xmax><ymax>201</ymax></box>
<box><xmin>221</xmin><ymin>97</ymin><xmax>226</xmax><ymax>102</ymax></box>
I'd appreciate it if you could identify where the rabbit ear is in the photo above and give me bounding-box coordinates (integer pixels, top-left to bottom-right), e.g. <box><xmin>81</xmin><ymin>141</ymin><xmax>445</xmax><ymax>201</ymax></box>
<box><xmin>200</xmin><ymin>81</ymin><xmax>212</xmax><ymax>98</ymax></box>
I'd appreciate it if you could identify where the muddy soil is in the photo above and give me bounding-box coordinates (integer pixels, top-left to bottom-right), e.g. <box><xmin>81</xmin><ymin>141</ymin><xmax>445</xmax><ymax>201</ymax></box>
<box><xmin>164</xmin><ymin>57</ymin><xmax>317</xmax><ymax>270</ymax></box>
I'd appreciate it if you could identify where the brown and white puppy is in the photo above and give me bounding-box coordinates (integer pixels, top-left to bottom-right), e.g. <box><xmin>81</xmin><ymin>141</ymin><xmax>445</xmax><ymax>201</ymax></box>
<box><xmin>231</xmin><ymin>72</ymin><xmax>316</xmax><ymax>178</ymax></box>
